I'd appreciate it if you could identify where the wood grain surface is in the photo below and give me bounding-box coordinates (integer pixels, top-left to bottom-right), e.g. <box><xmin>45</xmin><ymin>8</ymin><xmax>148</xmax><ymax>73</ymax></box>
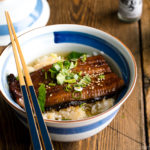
<box><xmin>0</xmin><ymin>0</ymin><xmax>149</xmax><ymax>149</ymax></box>
<box><xmin>141</xmin><ymin>0</ymin><xmax>150</xmax><ymax>147</ymax></box>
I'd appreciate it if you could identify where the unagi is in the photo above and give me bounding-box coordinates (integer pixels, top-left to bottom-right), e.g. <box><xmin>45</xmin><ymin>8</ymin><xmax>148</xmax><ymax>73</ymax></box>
<box><xmin>7</xmin><ymin>54</ymin><xmax>125</xmax><ymax>111</ymax></box>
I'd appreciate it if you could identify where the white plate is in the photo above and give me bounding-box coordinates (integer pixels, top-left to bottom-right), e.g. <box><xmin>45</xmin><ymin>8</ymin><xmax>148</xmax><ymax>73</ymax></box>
<box><xmin>0</xmin><ymin>0</ymin><xmax>50</xmax><ymax>46</ymax></box>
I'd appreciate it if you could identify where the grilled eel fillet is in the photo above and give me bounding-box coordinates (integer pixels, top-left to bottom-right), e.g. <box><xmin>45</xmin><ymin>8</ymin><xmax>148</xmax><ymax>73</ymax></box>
<box><xmin>7</xmin><ymin>55</ymin><xmax>125</xmax><ymax>110</ymax></box>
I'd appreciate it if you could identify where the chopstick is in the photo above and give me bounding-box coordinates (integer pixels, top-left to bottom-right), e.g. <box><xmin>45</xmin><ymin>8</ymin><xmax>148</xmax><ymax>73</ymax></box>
<box><xmin>5</xmin><ymin>11</ymin><xmax>54</xmax><ymax>150</ymax></box>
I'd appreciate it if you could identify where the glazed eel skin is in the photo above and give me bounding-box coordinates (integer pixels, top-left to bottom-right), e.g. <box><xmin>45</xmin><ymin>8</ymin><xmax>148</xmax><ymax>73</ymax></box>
<box><xmin>7</xmin><ymin>55</ymin><xmax>125</xmax><ymax>110</ymax></box>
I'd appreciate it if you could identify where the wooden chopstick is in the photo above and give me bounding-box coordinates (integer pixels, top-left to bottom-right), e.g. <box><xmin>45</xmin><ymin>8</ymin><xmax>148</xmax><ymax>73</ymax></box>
<box><xmin>5</xmin><ymin>11</ymin><xmax>41</xmax><ymax>150</ymax></box>
<box><xmin>5</xmin><ymin>11</ymin><xmax>54</xmax><ymax>150</ymax></box>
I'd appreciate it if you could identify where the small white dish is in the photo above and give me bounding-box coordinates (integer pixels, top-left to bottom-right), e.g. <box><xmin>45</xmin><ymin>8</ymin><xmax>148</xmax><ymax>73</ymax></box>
<box><xmin>0</xmin><ymin>0</ymin><xmax>50</xmax><ymax>46</ymax></box>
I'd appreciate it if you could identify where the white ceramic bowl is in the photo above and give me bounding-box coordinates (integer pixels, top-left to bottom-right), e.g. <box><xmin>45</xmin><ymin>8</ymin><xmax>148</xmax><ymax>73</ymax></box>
<box><xmin>0</xmin><ymin>0</ymin><xmax>50</xmax><ymax>46</ymax></box>
<box><xmin>0</xmin><ymin>25</ymin><xmax>137</xmax><ymax>142</ymax></box>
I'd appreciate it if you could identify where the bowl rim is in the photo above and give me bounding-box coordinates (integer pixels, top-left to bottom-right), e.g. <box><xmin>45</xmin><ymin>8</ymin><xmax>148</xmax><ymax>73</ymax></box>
<box><xmin>0</xmin><ymin>24</ymin><xmax>137</xmax><ymax>123</ymax></box>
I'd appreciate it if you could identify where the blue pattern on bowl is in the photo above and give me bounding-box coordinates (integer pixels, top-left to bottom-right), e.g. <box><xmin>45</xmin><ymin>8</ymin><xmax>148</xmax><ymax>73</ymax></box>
<box><xmin>47</xmin><ymin>109</ymin><xmax>118</xmax><ymax>134</ymax></box>
<box><xmin>15</xmin><ymin>108</ymin><xmax>118</xmax><ymax>134</ymax></box>
<box><xmin>0</xmin><ymin>0</ymin><xmax>43</xmax><ymax>36</ymax></box>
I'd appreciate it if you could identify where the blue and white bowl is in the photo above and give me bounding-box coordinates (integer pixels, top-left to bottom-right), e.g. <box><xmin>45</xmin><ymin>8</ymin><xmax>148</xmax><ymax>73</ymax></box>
<box><xmin>0</xmin><ymin>0</ymin><xmax>50</xmax><ymax>46</ymax></box>
<box><xmin>0</xmin><ymin>25</ymin><xmax>137</xmax><ymax>141</ymax></box>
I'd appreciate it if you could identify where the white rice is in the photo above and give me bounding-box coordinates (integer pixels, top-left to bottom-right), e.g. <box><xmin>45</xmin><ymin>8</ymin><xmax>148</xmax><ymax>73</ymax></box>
<box><xmin>27</xmin><ymin>53</ymin><xmax>62</xmax><ymax>72</ymax></box>
<box><xmin>28</xmin><ymin>53</ymin><xmax>115</xmax><ymax>121</ymax></box>
<box><xmin>43</xmin><ymin>98</ymin><xmax>114</xmax><ymax>120</ymax></box>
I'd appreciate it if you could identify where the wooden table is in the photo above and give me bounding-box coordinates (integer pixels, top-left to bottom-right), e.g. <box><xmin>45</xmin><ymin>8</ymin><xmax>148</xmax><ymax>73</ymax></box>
<box><xmin>0</xmin><ymin>0</ymin><xmax>150</xmax><ymax>149</ymax></box>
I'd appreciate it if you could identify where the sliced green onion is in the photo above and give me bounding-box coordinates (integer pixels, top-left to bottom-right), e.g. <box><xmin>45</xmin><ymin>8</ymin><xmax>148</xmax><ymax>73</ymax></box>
<box><xmin>45</xmin><ymin>72</ymin><xmax>48</xmax><ymax>80</ymax></box>
<box><xmin>81</xmin><ymin>83</ymin><xmax>87</xmax><ymax>87</ymax></box>
<box><xmin>74</xmin><ymin>74</ymin><xmax>79</xmax><ymax>80</ymax></box>
<box><xmin>48</xmin><ymin>83</ymin><xmax>56</xmax><ymax>86</ymax></box>
<box><xmin>74</xmin><ymin>60</ymin><xmax>78</xmax><ymax>67</ymax></box>
<box><xmin>79</xmin><ymin>75</ymin><xmax>91</xmax><ymax>85</ymax></box>
<box><xmin>72</xmin><ymin>91</ymin><xmax>82</xmax><ymax>100</ymax></box>
<box><xmin>63</xmin><ymin>60</ymin><xmax>71</xmax><ymax>69</ymax></box>
<box><xmin>79</xmin><ymin>71</ymin><xmax>82</xmax><ymax>76</ymax></box>
<box><xmin>84</xmin><ymin>75</ymin><xmax>91</xmax><ymax>83</ymax></box>
<box><xmin>70</xmin><ymin>58</ymin><xmax>78</xmax><ymax>61</ymax></box>
<box><xmin>99</xmin><ymin>74</ymin><xmax>105</xmax><ymax>80</ymax></box>
<box><xmin>51</xmin><ymin>72</ymin><xmax>56</xmax><ymax>79</ymax></box>
<box><xmin>69</xmin><ymin>62</ymin><xmax>76</xmax><ymax>69</ymax></box>
<box><xmin>81</xmin><ymin>54</ymin><xmax>87</xmax><ymax>62</ymax></box>
<box><xmin>73</xmin><ymin>84</ymin><xmax>79</xmax><ymax>87</ymax></box>
<box><xmin>57</xmin><ymin>61</ymin><xmax>64</xmax><ymax>70</ymax></box>
<box><xmin>65</xmin><ymin>76</ymin><xmax>72</xmax><ymax>80</ymax></box>
<box><xmin>49</xmin><ymin>69</ymin><xmax>57</xmax><ymax>78</ymax></box>
<box><xmin>56</xmin><ymin>72</ymin><xmax>66</xmax><ymax>85</ymax></box>
<box><xmin>53</xmin><ymin>63</ymin><xmax>61</xmax><ymax>71</ymax></box>
<box><xmin>43</xmin><ymin>53</ymin><xmax>90</xmax><ymax>90</ymax></box>
<box><xmin>65</xmin><ymin>84</ymin><xmax>72</xmax><ymax>92</ymax></box>
<box><xmin>74</xmin><ymin>86</ymin><xmax>83</xmax><ymax>92</ymax></box>
<box><xmin>61</xmin><ymin>68</ymin><xmax>68</xmax><ymax>74</ymax></box>
<box><xmin>64</xmin><ymin>79</ymin><xmax>76</xmax><ymax>84</ymax></box>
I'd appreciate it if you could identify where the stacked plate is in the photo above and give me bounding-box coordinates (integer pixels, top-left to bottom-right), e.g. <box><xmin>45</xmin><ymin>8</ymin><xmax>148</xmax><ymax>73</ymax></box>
<box><xmin>0</xmin><ymin>0</ymin><xmax>50</xmax><ymax>46</ymax></box>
